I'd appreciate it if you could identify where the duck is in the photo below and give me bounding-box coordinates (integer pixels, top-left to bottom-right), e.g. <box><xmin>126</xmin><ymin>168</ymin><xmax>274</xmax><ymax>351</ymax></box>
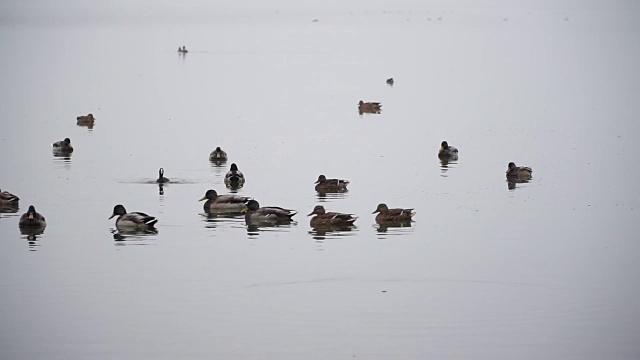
<box><xmin>315</xmin><ymin>174</ymin><xmax>349</xmax><ymax>192</ymax></box>
<box><xmin>52</xmin><ymin>138</ymin><xmax>73</xmax><ymax>153</ymax></box>
<box><xmin>19</xmin><ymin>205</ymin><xmax>46</xmax><ymax>228</ymax></box>
<box><xmin>156</xmin><ymin>168</ymin><xmax>170</xmax><ymax>183</ymax></box>
<box><xmin>506</xmin><ymin>162</ymin><xmax>532</xmax><ymax>179</ymax></box>
<box><xmin>358</xmin><ymin>100</ymin><xmax>382</xmax><ymax>111</ymax></box>
<box><xmin>438</xmin><ymin>141</ymin><xmax>458</xmax><ymax>159</ymax></box>
<box><xmin>244</xmin><ymin>199</ymin><xmax>296</xmax><ymax>223</ymax></box>
<box><xmin>307</xmin><ymin>205</ymin><xmax>357</xmax><ymax>227</ymax></box>
<box><xmin>209</xmin><ymin>147</ymin><xmax>228</xmax><ymax>162</ymax></box>
<box><xmin>76</xmin><ymin>113</ymin><xmax>95</xmax><ymax>125</ymax></box>
<box><xmin>372</xmin><ymin>203</ymin><xmax>415</xmax><ymax>223</ymax></box>
<box><xmin>386</xmin><ymin>78</ymin><xmax>394</xmax><ymax>85</ymax></box>
<box><xmin>224</xmin><ymin>163</ymin><xmax>245</xmax><ymax>186</ymax></box>
<box><xmin>0</xmin><ymin>189</ymin><xmax>19</xmax><ymax>207</ymax></box>
<box><xmin>108</xmin><ymin>204</ymin><xmax>157</xmax><ymax>229</ymax></box>
<box><xmin>199</xmin><ymin>189</ymin><xmax>251</xmax><ymax>213</ymax></box>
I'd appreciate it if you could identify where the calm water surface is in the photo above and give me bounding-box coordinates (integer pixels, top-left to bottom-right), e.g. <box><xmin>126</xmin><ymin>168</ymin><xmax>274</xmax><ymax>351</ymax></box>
<box><xmin>1</xmin><ymin>1</ymin><xmax>639</xmax><ymax>359</ymax></box>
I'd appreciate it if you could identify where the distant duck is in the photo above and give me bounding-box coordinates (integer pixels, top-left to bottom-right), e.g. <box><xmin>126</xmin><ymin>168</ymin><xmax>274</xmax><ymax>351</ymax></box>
<box><xmin>506</xmin><ymin>162</ymin><xmax>532</xmax><ymax>179</ymax></box>
<box><xmin>19</xmin><ymin>205</ymin><xmax>46</xmax><ymax>228</ymax></box>
<box><xmin>315</xmin><ymin>174</ymin><xmax>349</xmax><ymax>192</ymax></box>
<box><xmin>307</xmin><ymin>205</ymin><xmax>357</xmax><ymax>227</ymax></box>
<box><xmin>178</xmin><ymin>46</ymin><xmax>188</xmax><ymax>53</ymax></box>
<box><xmin>76</xmin><ymin>113</ymin><xmax>95</xmax><ymax>125</ymax></box>
<box><xmin>109</xmin><ymin>204</ymin><xmax>157</xmax><ymax>230</ymax></box>
<box><xmin>199</xmin><ymin>189</ymin><xmax>251</xmax><ymax>213</ymax></box>
<box><xmin>358</xmin><ymin>100</ymin><xmax>382</xmax><ymax>112</ymax></box>
<box><xmin>0</xmin><ymin>189</ymin><xmax>19</xmax><ymax>207</ymax></box>
<box><xmin>437</xmin><ymin>141</ymin><xmax>458</xmax><ymax>159</ymax></box>
<box><xmin>52</xmin><ymin>138</ymin><xmax>73</xmax><ymax>153</ymax></box>
<box><xmin>209</xmin><ymin>147</ymin><xmax>228</xmax><ymax>162</ymax></box>
<box><xmin>244</xmin><ymin>199</ymin><xmax>296</xmax><ymax>224</ymax></box>
<box><xmin>372</xmin><ymin>203</ymin><xmax>415</xmax><ymax>223</ymax></box>
<box><xmin>386</xmin><ymin>78</ymin><xmax>394</xmax><ymax>85</ymax></box>
<box><xmin>224</xmin><ymin>163</ymin><xmax>245</xmax><ymax>186</ymax></box>
<box><xmin>156</xmin><ymin>168</ymin><xmax>170</xmax><ymax>183</ymax></box>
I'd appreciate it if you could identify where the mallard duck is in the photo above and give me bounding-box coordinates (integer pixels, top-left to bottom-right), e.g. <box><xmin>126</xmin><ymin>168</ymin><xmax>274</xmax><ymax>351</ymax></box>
<box><xmin>199</xmin><ymin>189</ymin><xmax>251</xmax><ymax>213</ymax></box>
<box><xmin>156</xmin><ymin>168</ymin><xmax>170</xmax><ymax>183</ymax></box>
<box><xmin>358</xmin><ymin>100</ymin><xmax>382</xmax><ymax>111</ymax></box>
<box><xmin>506</xmin><ymin>162</ymin><xmax>532</xmax><ymax>179</ymax></box>
<box><xmin>209</xmin><ymin>147</ymin><xmax>228</xmax><ymax>161</ymax></box>
<box><xmin>0</xmin><ymin>189</ymin><xmax>19</xmax><ymax>207</ymax></box>
<box><xmin>76</xmin><ymin>113</ymin><xmax>95</xmax><ymax>125</ymax></box>
<box><xmin>307</xmin><ymin>205</ymin><xmax>357</xmax><ymax>227</ymax></box>
<box><xmin>52</xmin><ymin>138</ymin><xmax>73</xmax><ymax>153</ymax></box>
<box><xmin>438</xmin><ymin>141</ymin><xmax>458</xmax><ymax>159</ymax></box>
<box><xmin>224</xmin><ymin>163</ymin><xmax>245</xmax><ymax>186</ymax></box>
<box><xmin>386</xmin><ymin>78</ymin><xmax>394</xmax><ymax>85</ymax></box>
<box><xmin>19</xmin><ymin>205</ymin><xmax>46</xmax><ymax>228</ymax></box>
<box><xmin>244</xmin><ymin>199</ymin><xmax>296</xmax><ymax>223</ymax></box>
<box><xmin>109</xmin><ymin>204</ymin><xmax>157</xmax><ymax>229</ymax></box>
<box><xmin>315</xmin><ymin>175</ymin><xmax>349</xmax><ymax>192</ymax></box>
<box><xmin>372</xmin><ymin>203</ymin><xmax>415</xmax><ymax>223</ymax></box>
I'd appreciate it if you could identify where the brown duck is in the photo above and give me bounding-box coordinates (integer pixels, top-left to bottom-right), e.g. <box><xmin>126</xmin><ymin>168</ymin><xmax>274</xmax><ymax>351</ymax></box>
<box><xmin>315</xmin><ymin>175</ymin><xmax>349</xmax><ymax>192</ymax></box>
<box><xmin>372</xmin><ymin>203</ymin><xmax>415</xmax><ymax>223</ymax></box>
<box><xmin>307</xmin><ymin>205</ymin><xmax>357</xmax><ymax>227</ymax></box>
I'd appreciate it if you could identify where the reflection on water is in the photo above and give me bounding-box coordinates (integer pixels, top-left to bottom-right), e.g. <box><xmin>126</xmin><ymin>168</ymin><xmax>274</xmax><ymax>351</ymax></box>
<box><xmin>20</xmin><ymin>227</ymin><xmax>45</xmax><ymax>251</ymax></box>
<box><xmin>245</xmin><ymin>221</ymin><xmax>298</xmax><ymax>239</ymax></box>
<box><xmin>1</xmin><ymin>204</ymin><xmax>20</xmax><ymax>214</ymax></box>
<box><xmin>200</xmin><ymin>212</ymin><xmax>245</xmax><ymax>231</ymax></box>
<box><xmin>158</xmin><ymin>183</ymin><xmax>164</xmax><ymax>195</ymax></box>
<box><xmin>507</xmin><ymin>178</ymin><xmax>530</xmax><ymax>190</ymax></box>
<box><xmin>439</xmin><ymin>157</ymin><xmax>458</xmax><ymax>176</ymax></box>
<box><xmin>76</xmin><ymin>123</ymin><xmax>94</xmax><ymax>131</ymax></box>
<box><xmin>309</xmin><ymin>225</ymin><xmax>358</xmax><ymax>241</ymax></box>
<box><xmin>316</xmin><ymin>191</ymin><xmax>349</xmax><ymax>202</ymax></box>
<box><xmin>375</xmin><ymin>221</ymin><xmax>415</xmax><ymax>238</ymax></box>
<box><xmin>111</xmin><ymin>228</ymin><xmax>158</xmax><ymax>246</ymax></box>
<box><xmin>52</xmin><ymin>153</ymin><xmax>72</xmax><ymax>170</ymax></box>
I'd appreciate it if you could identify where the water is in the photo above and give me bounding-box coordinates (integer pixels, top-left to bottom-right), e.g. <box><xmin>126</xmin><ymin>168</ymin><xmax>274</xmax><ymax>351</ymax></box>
<box><xmin>1</xmin><ymin>1</ymin><xmax>639</xmax><ymax>359</ymax></box>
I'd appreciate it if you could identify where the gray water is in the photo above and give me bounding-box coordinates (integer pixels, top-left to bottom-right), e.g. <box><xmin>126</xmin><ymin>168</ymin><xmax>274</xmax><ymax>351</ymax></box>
<box><xmin>1</xmin><ymin>1</ymin><xmax>639</xmax><ymax>359</ymax></box>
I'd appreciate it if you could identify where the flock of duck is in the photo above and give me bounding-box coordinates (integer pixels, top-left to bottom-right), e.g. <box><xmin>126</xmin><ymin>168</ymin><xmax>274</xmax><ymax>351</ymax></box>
<box><xmin>1</xmin><ymin>77</ymin><xmax>533</xmax><ymax>236</ymax></box>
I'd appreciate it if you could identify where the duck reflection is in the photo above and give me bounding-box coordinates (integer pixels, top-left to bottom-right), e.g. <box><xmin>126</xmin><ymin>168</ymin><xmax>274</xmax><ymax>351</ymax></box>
<box><xmin>20</xmin><ymin>227</ymin><xmax>45</xmax><ymax>251</ymax></box>
<box><xmin>309</xmin><ymin>225</ymin><xmax>357</xmax><ymax>241</ymax></box>
<box><xmin>506</xmin><ymin>178</ymin><xmax>530</xmax><ymax>190</ymax></box>
<box><xmin>439</xmin><ymin>156</ymin><xmax>458</xmax><ymax>175</ymax></box>
<box><xmin>0</xmin><ymin>203</ymin><xmax>19</xmax><ymax>214</ymax></box>
<box><xmin>201</xmin><ymin>212</ymin><xmax>244</xmax><ymax>229</ymax></box>
<box><xmin>375</xmin><ymin>221</ymin><xmax>414</xmax><ymax>234</ymax></box>
<box><xmin>158</xmin><ymin>183</ymin><xmax>165</xmax><ymax>195</ymax></box>
<box><xmin>111</xmin><ymin>228</ymin><xmax>158</xmax><ymax>244</ymax></box>
<box><xmin>316</xmin><ymin>191</ymin><xmax>349</xmax><ymax>201</ymax></box>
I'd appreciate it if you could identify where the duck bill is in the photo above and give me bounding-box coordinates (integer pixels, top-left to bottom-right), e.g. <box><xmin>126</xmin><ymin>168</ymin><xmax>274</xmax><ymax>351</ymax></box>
<box><xmin>108</xmin><ymin>213</ymin><xmax>116</xmax><ymax>220</ymax></box>
<box><xmin>372</xmin><ymin>210</ymin><xmax>378</xmax><ymax>214</ymax></box>
<box><xmin>198</xmin><ymin>196</ymin><xmax>207</xmax><ymax>201</ymax></box>
<box><xmin>506</xmin><ymin>168</ymin><xmax>511</xmax><ymax>174</ymax></box>
<box><xmin>29</xmin><ymin>213</ymin><xmax>34</xmax><ymax>219</ymax></box>
<box><xmin>307</xmin><ymin>212</ymin><xmax>314</xmax><ymax>216</ymax></box>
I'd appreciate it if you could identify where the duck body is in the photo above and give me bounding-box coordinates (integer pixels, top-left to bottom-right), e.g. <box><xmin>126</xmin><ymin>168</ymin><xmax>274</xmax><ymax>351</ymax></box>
<box><xmin>109</xmin><ymin>204</ymin><xmax>157</xmax><ymax>229</ymax></box>
<box><xmin>307</xmin><ymin>205</ymin><xmax>357</xmax><ymax>227</ymax></box>
<box><xmin>372</xmin><ymin>203</ymin><xmax>415</xmax><ymax>223</ymax></box>
<box><xmin>224</xmin><ymin>163</ymin><xmax>245</xmax><ymax>186</ymax></box>
<box><xmin>156</xmin><ymin>168</ymin><xmax>170</xmax><ymax>183</ymax></box>
<box><xmin>358</xmin><ymin>100</ymin><xmax>382</xmax><ymax>113</ymax></box>
<box><xmin>244</xmin><ymin>200</ymin><xmax>296</xmax><ymax>224</ymax></box>
<box><xmin>76</xmin><ymin>113</ymin><xmax>95</xmax><ymax>125</ymax></box>
<box><xmin>438</xmin><ymin>141</ymin><xmax>458</xmax><ymax>159</ymax></box>
<box><xmin>209</xmin><ymin>147</ymin><xmax>228</xmax><ymax>162</ymax></box>
<box><xmin>506</xmin><ymin>162</ymin><xmax>532</xmax><ymax>180</ymax></box>
<box><xmin>199</xmin><ymin>189</ymin><xmax>251</xmax><ymax>213</ymax></box>
<box><xmin>315</xmin><ymin>175</ymin><xmax>349</xmax><ymax>192</ymax></box>
<box><xmin>52</xmin><ymin>138</ymin><xmax>73</xmax><ymax>153</ymax></box>
<box><xmin>0</xmin><ymin>189</ymin><xmax>19</xmax><ymax>207</ymax></box>
<box><xmin>19</xmin><ymin>205</ymin><xmax>46</xmax><ymax>228</ymax></box>
<box><xmin>386</xmin><ymin>78</ymin><xmax>394</xmax><ymax>85</ymax></box>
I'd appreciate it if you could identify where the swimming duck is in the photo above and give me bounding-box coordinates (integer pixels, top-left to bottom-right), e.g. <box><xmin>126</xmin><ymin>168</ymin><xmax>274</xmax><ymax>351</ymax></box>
<box><xmin>109</xmin><ymin>204</ymin><xmax>157</xmax><ymax>229</ymax></box>
<box><xmin>156</xmin><ymin>168</ymin><xmax>170</xmax><ymax>183</ymax></box>
<box><xmin>315</xmin><ymin>175</ymin><xmax>349</xmax><ymax>192</ymax></box>
<box><xmin>358</xmin><ymin>100</ymin><xmax>382</xmax><ymax>111</ymax></box>
<box><xmin>372</xmin><ymin>203</ymin><xmax>415</xmax><ymax>223</ymax></box>
<box><xmin>438</xmin><ymin>141</ymin><xmax>458</xmax><ymax>159</ymax></box>
<box><xmin>76</xmin><ymin>113</ymin><xmax>95</xmax><ymax>125</ymax></box>
<box><xmin>19</xmin><ymin>205</ymin><xmax>46</xmax><ymax>228</ymax></box>
<box><xmin>244</xmin><ymin>199</ymin><xmax>296</xmax><ymax>223</ymax></box>
<box><xmin>386</xmin><ymin>78</ymin><xmax>394</xmax><ymax>85</ymax></box>
<box><xmin>0</xmin><ymin>189</ymin><xmax>19</xmax><ymax>207</ymax></box>
<box><xmin>52</xmin><ymin>138</ymin><xmax>73</xmax><ymax>153</ymax></box>
<box><xmin>307</xmin><ymin>205</ymin><xmax>357</xmax><ymax>227</ymax></box>
<box><xmin>209</xmin><ymin>147</ymin><xmax>228</xmax><ymax>162</ymax></box>
<box><xmin>506</xmin><ymin>162</ymin><xmax>532</xmax><ymax>179</ymax></box>
<box><xmin>224</xmin><ymin>163</ymin><xmax>245</xmax><ymax>186</ymax></box>
<box><xmin>199</xmin><ymin>189</ymin><xmax>251</xmax><ymax>213</ymax></box>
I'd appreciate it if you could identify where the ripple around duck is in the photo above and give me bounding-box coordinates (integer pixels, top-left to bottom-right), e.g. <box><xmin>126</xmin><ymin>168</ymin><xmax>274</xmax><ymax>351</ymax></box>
<box><xmin>111</xmin><ymin>228</ymin><xmax>158</xmax><ymax>246</ymax></box>
<box><xmin>374</xmin><ymin>221</ymin><xmax>416</xmax><ymax>238</ymax></box>
<box><xmin>20</xmin><ymin>227</ymin><xmax>45</xmax><ymax>251</ymax></box>
<box><xmin>308</xmin><ymin>225</ymin><xmax>358</xmax><ymax>241</ymax></box>
<box><xmin>439</xmin><ymin>158</ymin><xmax>458</xmax><ymax>177</ymax></box>
<box><xmin>117</xmin><ymin>178</ymin><xmax>202</xmax><ymax>185</ymax></box>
